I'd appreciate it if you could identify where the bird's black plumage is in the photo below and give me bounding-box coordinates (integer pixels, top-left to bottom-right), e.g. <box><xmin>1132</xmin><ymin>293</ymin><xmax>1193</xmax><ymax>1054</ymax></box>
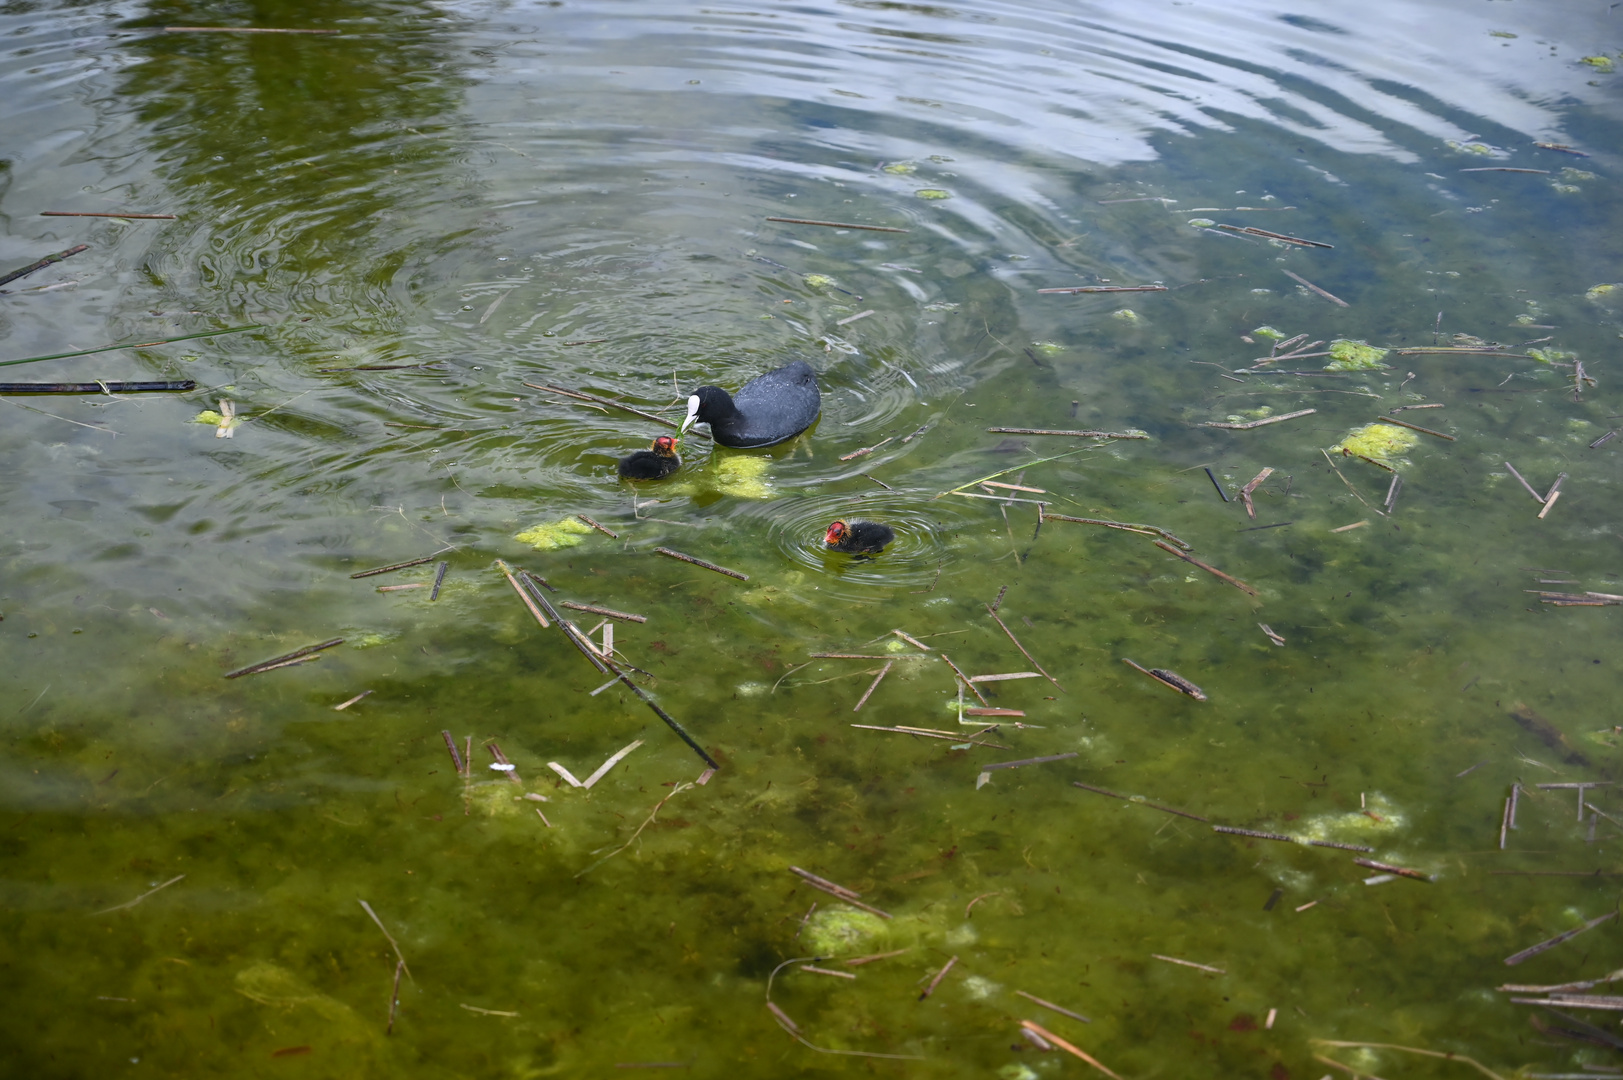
<box><xmin>681</xmin><ymin>360</ymin><xmax>820</xmax><ymax>448</ymax></box>
<box><xmin>617</xmin><ymin>436</ymin><xmax>681</xmax><ymax>480</ymax></box>
<box><xmin>824</xmin><ymin>519</ymin><xmax>893</xmax><ymax>553</ymax></box>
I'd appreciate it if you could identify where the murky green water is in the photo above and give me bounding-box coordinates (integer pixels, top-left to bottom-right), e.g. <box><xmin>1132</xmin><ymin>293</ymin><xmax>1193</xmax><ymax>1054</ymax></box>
<box><xmin>4</xmin><ymin>0</ymin><xmax>1623</xmax><ymax>1076</ymax></box>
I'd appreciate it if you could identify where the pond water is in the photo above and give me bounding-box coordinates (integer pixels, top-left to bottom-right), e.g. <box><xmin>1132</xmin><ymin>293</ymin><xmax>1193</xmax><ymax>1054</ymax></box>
<box><xmin>3</xmin><ymin>0</ymin><xmax>1623</xmax><ymax>1076</ymax></box>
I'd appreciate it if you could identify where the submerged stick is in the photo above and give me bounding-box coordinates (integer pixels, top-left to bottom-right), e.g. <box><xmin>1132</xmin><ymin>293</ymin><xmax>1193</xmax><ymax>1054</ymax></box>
<box><xmin>654</xmin><ymin>547</ymin><xmax>747</xmax><ymax>581</ymax></box>
<box><xmin>494</xmin><ymin>560</ymin><xmax>549</xmax><ymax>629</ymax></box>
<box><xmin>1015</xmin><ymin>990</ymin><xmax>1090</xmax><ymax>1024</ymax></box>
<box><xmin>1152</xmin><ymin>954</ymin><xmax>1226</xmax><ymax>975</ymax></box>
<box><xmin>359</xmin><ymin>900</ymin><xmax>412</xmax><ymax>979</ymax></box>
<box><xmin>985</xmin><ymin>427</ymin><xmax>1148</xmax><ymax>439</ymax></box>
<box><xmin>1036</xmin><ymin>284</ymin><xmax>1167</xmax><ymax>294</ymax></box>
<box><xmin>852</xmin><ymin>662</ymin><xmax>893</xmax><ymax>712</ymax></box>
<box><xmin>935</xmin><ymin>448</ymin><xmax>1094</xmax><ymax>498</ymax></box>
<box><xmin>0</xmin><ymin>324</ymin><xmax>263</xmax><ymax>369</ymax></box>
<box><xmin>524</xmin><ymin>382</ymin><xmax>710</xmax><ymax>438</ymax></box>
<box><xmin>1071</xmin><ymin>781</ymin><xmax>1209</xmax><ymax>822</ymax></box>
<box><xmin>386</xmin><ymin>960</ymin><xmax>404</xmax><ymax>1035</ymax></box>
<box><xmin>41</xmin><ymin>210</ymin><xmax>175</xmax><ymax>219</ymax></box>
<box><xmin>1122</xmin><ymin>658</ymin><xmax>1207</xmax><ymax>701</ymax></box>
<box><xmin>765</xmin><ymin>216</ymin><xmax>908</xmax><ymax>233</ymax></box>
<box><xmin>0</xmin><ymin>380</ymin><xmax>195</xmax><ymax>394</ymax></box>
<box><xmin>1217</xmin><ymin>225</ymin><xmax>1331</xmax><ymax>248</ymax></box>
<box><xmin>852</xmin><ymin>725</ymin><xmax>1010</xmax><ymax>749</ymax></box>
<box><xmin>351</xmin><ymin>555</ymin><xmax>435</xmax><ymax>579</ymax></box>
<box><xmin>939</xmin><ymin>652</ymin><xmax>989</xmax><ymax>705</ymax></box>
<box><xmin>1042</xmin><ymin>513</ymin><xmax>1190</xmax><ymax>549</ymax></box>
<box><xmin>1153</xmin><ymin>540</ymin><xmax>1258</xmax><ymax>596</ymax></box>
<box><xmin>1239</xmin><ymin>467</ymin><xmax>1274</xmax><ymax>519</ymax></box>
<box><xmin>560</xmin><ymin>601</ymin><xmax>647</xmax><ymax>623</ymax></box>
<box><xmin>1376</xmin><ymin>416</ymin><xmax>1454</xmax><ymax>441</ymax></box>
<box><xmin>789</xmin><ymin>866</ymin><xmax>892</xmax><ymax>919</ymax></box>
<box><xmin>919</xmin><ymin>956</ymin><xmax>958</xmax><ymax>1000</ymax></box>
<box><xmin>577</xmin><ymin>514</ymin><xmax>618</xmax><ymax>539</ymax></box>
<box><xmin>94</xmin><ymin>873</ymin><xmax>185</xmax><ymax>915</ymax></box>
<box><xmin>1202</xmin><ymin>408</ymin><xmax>1315</xmax><ymax>430</ymax></box>
<box><xmin>1282</xmin><ymin>269</ymin><xmax>1349</xmax><ymax>306</ymax></box>
<box><xmin>1353</xmin><ymin>858</ymin><xmax>1432</xmax><ymax>882</ymax></box>
<box><xmin>430</xmin><ymin>561</ymin><xmax>448</xmax><ymax>600</ymax></box>
<box><xmin>601</xmin><ymin>654</ymin><xmax>717</xmax><ymax>770</ymax></box>
<box><xmin>986</xmin><ymin>605</ymin><xmax>1062</xmax><ymax>690</ymax></box>
<box><xmin>223</xmin><ymin>638</ymin><xmax>343</xmax><ymax>678</ymax></box>
<box><xmin>1505</xmin><ymin>911</ymin><xmax>1617</xmax><ymax>966</ymax></box>
<box><xmin>1204</xmin><ymin>467</ymin><xmax>1229</xmax><ymax>502</ymax></box>
<box><xmin>0</xmin><ymin>243</ymin><xmax>90</xmax><ymax>289</ymax></box>
<box><xmin>441</xmin><ymin>731</ymin><xmax>465</xmax><ymax>776</ymax></box>
<box><xmin>1019</xmin><ymin>1021</ymin><xmax>1123</xmax><ymax>1080</ymax></box>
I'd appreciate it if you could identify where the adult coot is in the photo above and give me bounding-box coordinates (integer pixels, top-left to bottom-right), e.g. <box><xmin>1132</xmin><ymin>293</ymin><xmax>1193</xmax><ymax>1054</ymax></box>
<box><xmin>617</xmin><ymin>435</ymin><xmax>681</xmax><ymax>480</ymax></box>
<box><xmin>679</xmin><ymin>360</ymin><xmax>820</xmax><ymax>448</ymax></box>
<box><xmin>824</xmin><ymin>519</ymin><xmax>893</xmax><ymax>554</ymax></box>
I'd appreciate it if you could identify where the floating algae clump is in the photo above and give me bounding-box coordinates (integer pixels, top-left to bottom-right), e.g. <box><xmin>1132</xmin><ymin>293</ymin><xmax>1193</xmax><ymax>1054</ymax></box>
<box><xmin>1331</xmin><ymin>423</ymin><xmax>1418</xmax><ymax>466</ymax></box>
<box><xmin>710</xmin><ymin>453</ymin><xmax>773</xmax><ymax>499</ymax></box>
<box><xmin>515</xmin><ymin>517</ymin><xmax>593</xmax><ymax>550</ymax></box>
<box><xmin>882</xmin><ymin>161</ymin><xmax>917</xmax><ymax>175</ymax></box>
<box><xmin>1587</xmin><ymin>283</ymin><xmax>1617</xmax><ymax>301</ymax></box>
<box><xmin>803</xmin><ymin>907</ymin><xmax>888</xmax><ymax>954</ymax></box>
<box><xmin>1323</xmin><ymin>339</ymin><xmax>1388</xmax><ymax>371</ymax></box>
<box><xmin>914</xmin><ymin>188</ymin><xmax>951</xmax><ymax>200</ymax></box>
<box><xmin>1582</xmin><ymin>55</ymin><xmax>1615</xmax><ymax>72</ymax></box>
<box><xmin>803</xmin><ymin>274</ymin><xmax>835</xmax><ymax>289</ymax></box>
<box><xmin>1251</xmin><ymin>325</ymin><xmax>1285</xmax><ymax>341</ymax></box>
<box><xmin>1112</xmin><ymin>308</ymin><xmax>1141</xmax><ymax>323</ymax></box>
<box><xmin>1528</xmin><ymin>347</ymin><xmax>1577</xmax><ymax>364</ymax></box>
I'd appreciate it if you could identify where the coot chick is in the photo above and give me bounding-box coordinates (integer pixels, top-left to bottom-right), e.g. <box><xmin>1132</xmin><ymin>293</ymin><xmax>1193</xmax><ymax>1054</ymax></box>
<box><xmin>824</xmin><ymin>519</ymin><xmax>893</xmax><ymax>554</ymax></box>
<box><xmin>617</xmin><ymin>435</ymin><xmax>681</xmax><ymax>480</ymax></box>
<box><xmin>680</xmin><ymin>360</ymin><xmax>820</xmax><ymax>448</ymax></box>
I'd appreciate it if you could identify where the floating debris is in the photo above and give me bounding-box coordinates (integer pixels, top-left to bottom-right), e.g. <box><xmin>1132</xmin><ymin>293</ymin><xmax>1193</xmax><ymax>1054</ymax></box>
<box><xmin>515</xmin><ymin>518</ymin><xmax>593</xmax><ymax>551</ymax></box>
<box><xmin>1323</xmin><ymin>339</ymin><xmax>1389</xmax><ymax>371</ymax></box>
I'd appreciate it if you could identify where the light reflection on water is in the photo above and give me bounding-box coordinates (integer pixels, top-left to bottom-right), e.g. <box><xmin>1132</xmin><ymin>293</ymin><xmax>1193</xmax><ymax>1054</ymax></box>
<box><xmin>2</xmin><ymin>0</ymin><xmax>1622</xmax><ymax>1075</ymax></box>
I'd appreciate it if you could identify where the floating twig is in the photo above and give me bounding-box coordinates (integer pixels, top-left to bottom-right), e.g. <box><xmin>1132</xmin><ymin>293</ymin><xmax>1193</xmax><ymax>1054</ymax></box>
<box><xmin>963</xmin><ymin>707</ymin><xmax>1024</xmax><ymax>717</ymax></box>
<box><xmin>809</xmin><ymin>652</ymin><xmax>930</xmax><ymax>660</ymax></box>
<box><xmin>968</xmin><ymin>672</ymin><xmax>1041</xmax><ymax>683</ymax></box>
<box><xmin>386</xmin><ymin>960</ymin><xmax>404</xmax><ymax>1035</ymax></box>
<box><xmin>654</xmin><ymin>547</ymin><xmax>747</xmax><ymax>581</ymax></box>
<box><xmin>1539</xmin><ymin>490</ymin><xmax>1562</xmax><ymax>520</ymax></box>
<box><xmin>334</xmin><ymin>690</ymin><xmax>372</xmax><ymax>711</ymax></box>
<box><xmin>1203</xmin><ymin>467</ymin><xmax>1228</xmax><ymax>502</ymax></box>
<box><xmin>986</xmin><ymin>605</ymin><xmax>1061</xmax><ymax>690</ymax></box>
<box><xmin>938</xmin><ymin>652</ymin><xmax>989</xmax><ymax>705</ymax></box>
<box><xmin>1037</xmin><ymin>284</ymin><xmax>1168</xmax><ymax>294</ymax></box>
<box><xmin>224</xmin><ymin>638</ymin><xmax>343</xmax><ymax>679</ymax></box>
<box><xmin>583</xmin><ymin>739</ymin><xmax>645</xmax><ymax>789</ymax></box>
<box><xmin>765</xmin><ymin>216</ymin><xmax>907</xmax><ymax>233</ymax></box>
<box><xmin>1459</xmin><ymin>167</ymin><xmax>1550</xmax><ymax>174</ymax></box>
<box><xmin>1505</xmin><ymin>911</ymin><xmax>1617</xmax><ymax>966</ymax></box>
<box><xmin>1589</xmin><ymin>430</ymin><xmax>1617</xmax><ymax>450</ymax></box>
<box><xmin>801</xmin><ymin>965</ymin><xmax>856</xmax><ymax>979</ymax></box>
<box><xmin>1041</xmin><ymin>513</ymin><xmax>1190</xmax><ymax>549</ymax></box>
<box><xmin>1352</xmin><ymin>858</ymin><xmax>1432</xmax><ymax>882</ymax></box>
<box><xmin>0</xmin><ymin>380</ymin><xmax>197</xmax><ymax>394</ymax></box>
<box><xmin>1503</xmin><ymin>461</ymin><xmax>1545</xmax><ymax>502</ymax></box>
<box><xmin>840</xmin><ymin>437</ymin><xmax>892</xmax><ymax>461</ymax></box>
<box><xmin>1376</xmin><ymin>416</ymin><xmax>1454</xmax><ymax>441</ymax></box>
<box><xmin>1153</xmin><ymin>540</ymin><xmax>1258</xmax><ymax>596</ymax></box>
<box><xmin>94</xmin><ymin>874</ymin><xmax>185</xmax><ymax>915</ymax></box>
<box><xmin>1310</xmin><ymin>1040</ymin><xmax>1507</xmax><ymax>1080</ymax></box>
<box><xmin>1239</xmin><ymin>467</ymin><xmax>1273</xmax><ymax>519</ymax></box>
<box><xmin>0</xmin><ymin>324</ymin><xmax>263</xmax><ymax>369</ymax></box>
<box><xmin>1331</xmin><ymin>520</ymin><xmax>1368</xmax><ymax>533</ymax></box>
<box><xmin>978</xmin><ymin>752</ymin><xmax>1078</xmax><ymax>777</ymax></box>
<box><xmin>1122</xmin><ymin>658</ymin><xmax>1207</xmax><ymax>700</ymax></box>
<box><xmin>985</xmin><ymin>427</ymin><xmax>1148</xmax><ymax>439</ymax></box>
<box><xmin>852</xmin><ymin>724</ymin><xmax>1010</xmax><ymax>749</ymax></box>
<box><xmin>852</xmin><ymin>662</ymin><xmax>893</xmax><ymax>712</ymax></box>
<box><xmin>1152</xmin><ymin>954</ymin><xmax>1226</xmax><ymax>975</ymax></box>
<box><xmin>163</xmin><ymin>25</ymin><xmax>341</xmax><ymax>33</ymax></box>
<box><xmin>1015</xmin><ymin>990</ymin><xmax>1090</xmax><ymax>1023</ymax></box>
<box><xmin>494</xmin><ymin>560</ymin><xmax>549</xmax><ymax>629</ymax></box>
<box><xmin>789</xmin><ymin>866</ymin><xmax>892</xmax><ymax>919</ymax></box>
<box><xmin>843</xmin><ymin>949</ymin><xmax>911</xmax><ymax>967</ymax></box>
<box><xmin>1258</xmin><ymin>623</ymin><xmax>1285</xmax><ymax>646</ymax></box>
<box><xmin>359</xmin><ymin>900</ymin><xmax>412</xmax><ymax>978</ymax></box>
<box><xmin>577</xmin><ymin>514</ymin><xmax>618</xmax><ymax>538</ymax></box>
<box><xmin>1071</xmin><ymin>781</ymin><xmax>1209</xmax><ymax>822</ymax></box>
<box><xmin>1201</xmin><ymin>408</ymin><xmax>1316</xmax><ymax>430</ymax></box>
<box><xmin>835</xmin><ymin>309</ymin><xmax>875</xmax><ymax>326</ymax></box>
<box><xmin>891</xmin><ymin>629</ymin><xmax>931</xmax><ymax>651</ymax></box>
<box><xmin>430</xmin><ymin>561</ymin><xmax>448</xmax><ymax>600</ymax></box>
<box><xmin>0</xmin><ymin>244</ymin><xmax>90</xmax><ymax>289</ymax></box>
<box><xmin>1215</xmin><ymin>225</ymin><xmax>1331</xmax><ymax>248</ymax></box>
<box><xmin>1282</xmin><ymin>269</ymin><xmax>1348</xmax><ymax>306</ymax></box>
<box><xmin>441</xmin><ymin>731</ymin><xmax>465</xmax><ymax>776</ymax></box>
<box><xmin>351</xmin><ymin>555</ymin><xmax>436</xmax><ymax>579</ymax></box>
<box><xmin>935</xmin><ymin>448</ymin><xmax>1094</xmax><ymax>498</ymax></box>
<box><xmin>1019</xmin><ymin>1021</ymin><xmax>1123</xmax><ymax>1080</ymax></box>
<box><xmin>561</xmin><ymin>601</ymin><xmax>647</xmax><ymax>624</ymax></box>
<box><xmin>525</xmin><ymin>382</ymin><xmax>708</xmax><ymax>437</ymax></box>
<box><xmin>919</xmin><ymin>956</ymin><xmax>958</xmax><ymax>1000</ymax></box>
<box><xmin>41</xmin><ymin>210</ymin><xmax>175</xmax><ymax>219</ymax></box>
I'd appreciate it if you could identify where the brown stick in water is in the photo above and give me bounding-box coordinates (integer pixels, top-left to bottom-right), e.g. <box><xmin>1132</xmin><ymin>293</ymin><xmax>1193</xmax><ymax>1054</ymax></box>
<box><xmin>224</xmin><ymin>638</ymin><xmax>343</xmax><ymax>679</ymax></box>
<box><xmin>654</xmin><ymin>547</ymin><xmax>748</xmax><ymax>580</ymax></box>
<box><xmin>1153</xmin><ymin>540</ymin><xmax>1258</xmax><ymax>596</ymax></box>
<box><xmin>852</xmin><ymin>662</ymin><xmax>893</xmax><ymax>712</ymax></box>
<box><xmin>0</xmin><ymin>244</ymin><xmax>90</xmax><ymax>289</ymax></box>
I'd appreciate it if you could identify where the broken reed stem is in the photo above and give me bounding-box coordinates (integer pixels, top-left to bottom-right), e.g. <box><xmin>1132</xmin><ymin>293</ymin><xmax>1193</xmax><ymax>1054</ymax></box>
<box><xmin>984</xmin><ymin>427</ymin><xmax>1148</xmax><ymax>439</ymax></box>
<box><xmin>560</xmin><ymin>601</ymin><xmax>647</xmax><ymax>623</ymax></box>
<box><xmin>41</xmin><ymin>210</ymin><xmax>175</xmax><ymax>219</ymax></box>
<box><xmin>852</xmin><ymin>662</ymin><xmax>893</xmax><ymax>712</ymax></box>
<box><xmin>495</xmin><ymin>560</ymin><xmax>549</xmax><ymax>628</ymax></box>
<box><xmin>0</xmin><ymin>324</ymin><xmax>264</xmax><ymax>369</ymax></box>
<box><xmin>0</xmin><ymin>380</ymin><xmax>195</xmax><ymax>394</ymax></box>
<box><xmin>852</xmin><ymin>725</ymin><xmax>1011</xmax><ymax>750</ymax></box>
<box><xmin>1041</xmin><ymin>513</ymin><xmax>1191</xmax><ymax>550</ymax></box>
<box><xmin>601</xmin><ymin>655</ymin><xmax>717</xmax><ymax>770</ymax></box>
<box><xmin>938</xmin><ymin>652</ymin><xmax>989</xmax><ymax>705</ymax></box>
<box><xmin>1019</xmin><ymin>1021</ymin><xmax>1124</xmax><ymax>1080</ymax></box>
<box><xmin>223</xmin><ymin>638</ymin><xmax>343</xmax><ymax>679</ymax></box>
<box><xmin>1153</xmin><ymin>540</ymin><xmax>1258</xmax><ymax>596</ymax></box>
<box><xmin>935</xmin><ymin>448</ymin><xmax>1094</xmax><ymax>498</ymax></box>
<box><xmin>1151</xmin><ymin>953</ymin><xmax>1226</xmax><ymax>975</ymax></box>
<box><xmin>577</xmin><ymin>514</ymin><xmax>618</xmax><ymax>538</ymax></box>
<box><xmin>986</xmin><ymin>605</ymin><xmax>1062</xmax><ymax>690</ymax></box>
<box><xmin>1213</xmin><ymin>825</ymin><xmax>1372</xmax><ymax>852</ymax></box>
<box><xmin>0</xmin><ymin>243</ymin><xmax>90</xmax><ymax>289</ymax></box>
<box><xmin>891</xmin><ymin>629</ymin><xmax>932</xmax><ymax>651</ymax></box>
<box><xmin>1239</xmin><ymin>466</ymin><xmax>1274</xmax><ymax>519</ymax></box>
<box><xmin>789</xmin><ymin>866</ymin><xmax>892</xmax><ymax>919</ymax></box>
<box><xmin>654</xmin><ymin>547</ymin><xmax>748</xmax><ymax>580</ymax></box>
<box><xmin>441</xmin><ymin>731</ymin><xmax>465</xmax><ymax>776</ymax></box>
<box><xmin>1376</xmin><ymin>416</ymin><xmax>1454</xmax><ymax>441</ymax></box>
<box><xmin>919</xmin><ymin>955</ymin><xmax>958</xmax><ymax>1000</ymax></box>
<box><xmin>1310</xmin><ymin>1040</ymin><xmax>1508</xmax><ymax>1080</ymax></box>
<box><xmin>1036</xmin><ymin>284</ymin><xmax>1167</xmax><ymax>294</ymax></box>
<box><xmin>1201</xmin><ymin>408</ymin><xmax>1316</xmax><ymax>430</ymax></box>
<box><xmin>1214</xmin><ymin>225</ymin><xmax>1331</xmax><ymax>248</ymax></box>
<box><xmin>1353</xmin><ymin>858</ymin><xmax>1432</xmax><ymax>882</ymax></box>
<box><xmin>1504</xmin><ymin>911</ymin><xmax>1617</xmax><ymax>966</ymax></box>
<box><xmin>1071</xmin><ymin>781</ymin><xmax>1210</xmax><ymax>822</ymax></box>
<box><xmin>1282</xmin><ymin>269</ymin><xmax>1349</xmax><ymax>305</ymax></box>
<box><xmin>1121</xmin><ymin>659</ymin><xmax>1207</xmax><ymax>701</ymax></box>
<box><xmin>1015</xmin><ymin>990</ymin><xmax>1090</xmax><ymax>1023</ymax></box>
<box><xmin>93</xmin><ymin>873</ymin><xmax>185</xmax><ymax>915</ymax></box>
<box><xmin>765</xmin><ymin>216</ymin><xmax>908</xmax><ymax>233</ymax></box>
<box><xmin>358</xmin><ymin>900</ymin><xmax>411</xmax><ymax>979</ymax></box>
<box><xmin>429</xmin><ymin>561</ymin><xmax>449</xmax><ymax>600</ymax></box>
<box><xmin>386</xmin><ymin>960</ymin><xmax>404</xmax><ymax>1034</ymax></box>
<box><xmin>524</xmin><ymin>382</ymin><xmax>710</xmax><ymax>438</ymax></box>
<box><xmin>350</xmin><ymin>555</ymin><xmax>435</xmax><ymax>579</ymax></box>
